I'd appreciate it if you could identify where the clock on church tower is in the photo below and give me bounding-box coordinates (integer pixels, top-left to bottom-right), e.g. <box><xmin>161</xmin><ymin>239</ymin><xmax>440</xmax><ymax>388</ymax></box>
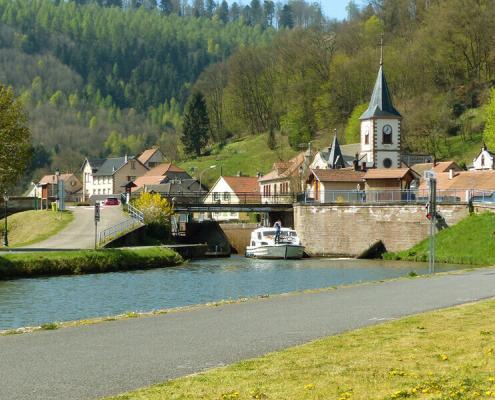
<box><xmin>358</xmin><ymin>59</ymin><xmax>402</xmax><ymax>169</ymax></box>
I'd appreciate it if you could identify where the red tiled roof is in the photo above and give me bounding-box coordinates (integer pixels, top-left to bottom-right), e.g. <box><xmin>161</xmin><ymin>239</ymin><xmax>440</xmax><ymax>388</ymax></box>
<box><xmin>311</xmin><ymin>168</ymin><xmax>365</xmax><ymax>182</ymax></box>
<box><xmin>138</xmin><ymin>148</ymin><xmax>159</xmax><ymax>164</ymax></box>
<box><xmin>259</xmin><ymin>153</ymin><xmax>306</xmax><ymax>182</ymax></box>
<box><xmin>419</xmin><ymin>170</ymin><xmax>495</xmax><ymax>191</ymax></box>
<box><xmin>130</xmin><ymin>176</ymin><xmax>164</xmax><ymax>192</ymax></box>
<box><xmin>144</xmin><ymin>163</ymin><xmax>185</xmax><ymax>177</ymax></box>
<box><xmin>364</xmin><ymin>168</ymin><xmax>413</xmax><ymax>180</ymax></box>
<box><xmin>411</xmin><ymin>161</ymin><xmax>461</xmax><ymax>176</ymax></box>
<box><xmin>39</xmin><ymin>173</ymin><xmax>76</xmax><ymax>184</ymax></box>
<box><xmin>222</xmin><ymin>176</ymin><xmax>260</xmax><ymax>194</ymax></box>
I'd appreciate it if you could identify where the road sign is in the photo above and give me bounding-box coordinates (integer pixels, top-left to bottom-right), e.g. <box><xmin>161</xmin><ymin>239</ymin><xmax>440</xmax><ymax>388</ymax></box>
<box><xmin>95</xmin><ymin>203</ymin><xmax>101</xmax><ymax>222</ymax></box>
<box><xmin>424</xmin><ymin>170</ymin><xmax>436</xmax><ymax>180</ymax></box>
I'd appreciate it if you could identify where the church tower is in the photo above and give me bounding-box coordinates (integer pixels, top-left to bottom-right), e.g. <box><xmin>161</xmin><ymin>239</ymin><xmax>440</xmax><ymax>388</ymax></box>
<box><xmin>359</xmin><ymin>40</ymin><xmax>402</xmax><ymax>169</ymax></box>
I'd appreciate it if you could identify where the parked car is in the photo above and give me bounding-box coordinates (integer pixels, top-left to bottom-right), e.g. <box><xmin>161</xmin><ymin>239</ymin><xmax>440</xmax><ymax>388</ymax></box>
<box><xmin>104</xmin><ymin>197</ymin><xmax>119</xmax><ymax>206</ymax></box>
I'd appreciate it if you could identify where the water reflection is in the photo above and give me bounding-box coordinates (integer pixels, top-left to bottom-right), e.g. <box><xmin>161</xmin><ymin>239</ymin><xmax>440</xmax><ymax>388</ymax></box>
<box><xmin>0</xmin><ymin>257</ymin><xmax>466</xmax><ymax>330</ymax></box>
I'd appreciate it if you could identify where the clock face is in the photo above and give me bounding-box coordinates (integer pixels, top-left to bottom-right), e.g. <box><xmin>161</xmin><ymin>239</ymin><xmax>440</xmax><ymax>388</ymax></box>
<box><xmin>383</xmin><ymin>124</ymin><xmax>393</xmax><ymax>135</ymax></box>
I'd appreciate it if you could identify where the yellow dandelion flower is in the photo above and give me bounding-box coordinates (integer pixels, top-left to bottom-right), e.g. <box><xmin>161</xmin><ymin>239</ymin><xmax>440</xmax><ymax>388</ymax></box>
<box><xmin>304</xmin><ymin>384</ymin><xmax>315</xmax><ymax>390</ymax></box>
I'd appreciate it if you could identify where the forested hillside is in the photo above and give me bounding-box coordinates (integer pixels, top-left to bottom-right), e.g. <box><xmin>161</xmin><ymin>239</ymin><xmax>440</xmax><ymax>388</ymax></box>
<box><xmin>2</xmin><ymin>0</ymin><xmax>495</xmax><ymax>190</ymax></box>
<box><xmin>194</xmin><ymin>0</ymin><xmax>494</xmax><ymax>165</ymax></box>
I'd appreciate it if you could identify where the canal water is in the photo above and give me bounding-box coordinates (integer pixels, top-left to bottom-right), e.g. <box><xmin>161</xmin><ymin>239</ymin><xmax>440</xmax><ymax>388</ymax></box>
<box><xmin>0</xmin><ymin>257</ymin><xmax>467</xmax><ymax>330</ymax></box>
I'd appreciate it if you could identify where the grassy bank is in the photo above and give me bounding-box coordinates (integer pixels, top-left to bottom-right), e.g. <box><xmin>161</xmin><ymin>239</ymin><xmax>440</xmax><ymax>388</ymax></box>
<box><xmin>107</xmin><ymin>298</ymin><xmax>495</xmax><ymax>400</ymax></box>
<box><xmin>0</xmin><ymin>210</ymin><xmax>74</xmax><ymax>247</ymax></box>
<box><xmin>0</xmin><ymin>247</ymin><xmax>182</xmax><ymax>279</ymax></box>
<box><xmin>384</xmin><ymin>212</ymin><xmax>495</xmax><ymax>265</ymax></box>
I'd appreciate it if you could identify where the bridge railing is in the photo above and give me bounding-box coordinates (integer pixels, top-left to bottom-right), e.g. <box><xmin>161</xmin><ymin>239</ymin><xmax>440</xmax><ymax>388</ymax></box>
<box><xmin>98</xmin><ymin>218</ymin><xmax>142</xmax><ymax>247</ymax></box>
<box><xmin>303</xmin><ymin>189</ymin><xmax>471</xmax><ymax>205</ymax></box>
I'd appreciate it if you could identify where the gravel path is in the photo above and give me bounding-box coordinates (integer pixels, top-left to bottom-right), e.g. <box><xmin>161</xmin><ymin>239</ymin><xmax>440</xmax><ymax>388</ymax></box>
<box><xmin>1</xmin><ymin>267</ymin><xmax>494</xmax><ymax>400</ymax></box>
<box><xmin>22</xmin><ymin>206</ymin><xmax>128</xmax><ymax>249</ymax></box>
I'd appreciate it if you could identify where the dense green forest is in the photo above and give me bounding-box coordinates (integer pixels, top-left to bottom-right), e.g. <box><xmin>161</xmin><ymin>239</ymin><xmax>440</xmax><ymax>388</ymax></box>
<box><xmin>1</xmin><ymin>0</ymin><xmax>495</xmax><ymax>190</ymax></box>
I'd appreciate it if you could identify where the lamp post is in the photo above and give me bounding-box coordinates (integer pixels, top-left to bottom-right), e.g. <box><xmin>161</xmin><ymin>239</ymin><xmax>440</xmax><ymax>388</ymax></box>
<box><xmin>3</xmin><ymin>191</ymin><xmax>8</xmax><ymax>247</ymax></box>
<box><xmin>199</xmin><ymin>165</ymin><xmax>217</xmax><ymax>194</ymax></box>
<box><xmin>55</xmin><ymin>169</ymin><xmax>60</xmax><ymax>211</ymax></box>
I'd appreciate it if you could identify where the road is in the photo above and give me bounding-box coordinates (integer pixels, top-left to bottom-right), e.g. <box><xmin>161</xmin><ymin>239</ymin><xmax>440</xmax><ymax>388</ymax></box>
<box><xmin>22</xmin><ymin>206</ymin><xmax>129</xmax><ymax>249</ymax></box>
<box><xmin>1</xmin><ymin>267</ymin><xmax>495</xmax><ymax>400</ymax></box>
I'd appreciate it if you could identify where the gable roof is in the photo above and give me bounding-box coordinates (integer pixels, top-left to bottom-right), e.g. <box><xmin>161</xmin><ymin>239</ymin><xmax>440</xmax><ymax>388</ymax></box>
<box><xmin>360</xmin><ymin>65</ymin><xmax>401</xmax><ymax>120</ymax></box>
<box><xmin>310</xmin><ymin>168</ymin><xmax>365</xmax><ymax>183</ymax></box>
<box><xmin>259</xmin><ymin>152</ymin><xmax>306</xmax><ymax>183</ymax></box>
<box><xmin>131</xmin><ymin>175</ymin><xmax>165</xmax><ymax>192</ymax></box>
<box><xmin>39</xmin><ymin>173</ymin><xmax>78</xmax><ymax>185</ymax></box>
<box><xmin>93</xmin><ymin>157</ymin><xmax>128</xmax><ymax>176</ymax></box>
<box><xmin>144</xmin><ymin>163</ymin><xmax>187</xmax><ymax>177</ymax></box>
<box><xmin>411</xmin><ymin>161</ymin><xmax>462</xmax><ymax>177</ymax></box>
<box><xmin>222</xmin><ymin>176</ymin><xmax>260</xmax><ymax>194</ymax></box>
<box><xmin>326</xmin><ymin>135</ymin><xmax>347</xmax><ymax>168</ymax></box>
<box><xmin>138</xmin><ymin>148</ymin><xmax>163</xmax><ymax>165</ymax></box>
<box><xmin>364</xmin><ymin>168</ymin><xmax>412</xmax><ymax>180</ymax></box>
<box><xmin>419</xmin><ymin>170</ymin><xmax>495</xmax><ymax>191</ymax></box>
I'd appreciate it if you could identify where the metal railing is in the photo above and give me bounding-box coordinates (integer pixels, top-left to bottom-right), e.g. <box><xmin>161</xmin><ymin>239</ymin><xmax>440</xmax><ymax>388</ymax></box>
<box><xmin>98</xmin><ymin>218</ymin><xmax>142</xmax><ymax>246</ymax></box>
<box><xmin>97</xmin><ymin>202</ymin><xmax>144</xmax><ymax>247</ymax></box>
<box><xmin>303</xmin><ymin>189</ymin><xmax>471</xmax><ymax>205</ymax></box>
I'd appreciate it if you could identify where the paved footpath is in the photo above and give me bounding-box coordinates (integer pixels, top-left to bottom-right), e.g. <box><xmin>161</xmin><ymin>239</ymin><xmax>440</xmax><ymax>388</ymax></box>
<box><xmin>1</xmin><ymin>267</ymin><xmax>495</xmax><ymax>400</ymax></box>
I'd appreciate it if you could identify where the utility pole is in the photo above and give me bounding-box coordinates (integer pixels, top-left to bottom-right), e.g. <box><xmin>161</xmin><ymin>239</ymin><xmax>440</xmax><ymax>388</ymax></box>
<box><xmin>94</xmin><ymin>202</ymin><xmax>100</xmax><ymax>249</ymax></box>
<box><xmin>427</xmin><ymin>175</ymin><xmax>437</xmax><ymax>274</ymax></box>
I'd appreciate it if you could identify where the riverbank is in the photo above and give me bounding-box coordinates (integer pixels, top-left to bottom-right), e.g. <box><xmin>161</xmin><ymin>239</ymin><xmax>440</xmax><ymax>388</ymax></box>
<box><xmin>384</xmin><ymin>212</ymin><xmax>495</xmax><ymax>265</ymax></box>
<box><xmin>106</xmin><ymin>297</ymin><xmax>495</xmax><ymax>400</ymax></box>
<box><xmin>0</xmin><ymin>210</ymin><xmax>73</xmax><ymax>247</ymax></box>
<box><xmin>0</xmin><ymin>247</ymin><xmax>183</xmax><ymax>279</ymax></box>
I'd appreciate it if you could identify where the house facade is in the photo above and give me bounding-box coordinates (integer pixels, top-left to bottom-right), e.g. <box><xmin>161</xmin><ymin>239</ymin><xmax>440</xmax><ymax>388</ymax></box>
<box><xmin>471</xmin><ymin>144</ymin><xmax>495</xmax><ymax>170</ymax></box>
<box><xmin>82</xmin><ymin>156</ymin><xmax>148</xmax><ymax>199</ymax></box>
<box><xmin>204</xmin><ymin>176</ymin><xmax>260</xmax><ymax>222</ymax></box>
<box><xmin>306</xmin><ymin>169</ymin><xmax>365</xmax><ymax>202</ymax></box>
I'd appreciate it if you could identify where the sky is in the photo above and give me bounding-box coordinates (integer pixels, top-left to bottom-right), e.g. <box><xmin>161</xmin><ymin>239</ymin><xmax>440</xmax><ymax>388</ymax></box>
<box><xmin>320</xmin><ymin>0</ymin><xmax>351</xmax><ymax>20</ymax></box>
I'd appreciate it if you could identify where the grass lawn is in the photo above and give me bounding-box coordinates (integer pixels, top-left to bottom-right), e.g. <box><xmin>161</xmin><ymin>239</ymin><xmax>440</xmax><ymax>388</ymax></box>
<box><xmin>0</xmin><ymin>247</ymin><xmax>182</xmax><ymax>279</ymax></box>
<box><xmin>179</xmin><ymin>134</ymin><xmax>297</xmax><ymax>186</ymax></box>
<box><xmin>106</xmin><ymin>298</ymin><xmax>495</xmax><ymax>400</ymax></box>
<box><xmin>384</xmin><ymin>212</ymin><xmax>495</xmax><ymax>265</ymax></box>
<box><xmin>0</xmin><ymin>210</ymin><xmax>74</xmax><ymax>247</ymax></box>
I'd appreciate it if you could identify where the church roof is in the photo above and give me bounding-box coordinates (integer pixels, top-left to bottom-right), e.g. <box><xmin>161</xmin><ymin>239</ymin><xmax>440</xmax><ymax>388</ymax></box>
<box><xmin>326</xmin><ymin>135</ymin><xmax>347</xmax><ymax>169</ymax></box>
<box><xmin>360</xmin><ymin>65</ymin><xmax>401</xmax><ymax>120</ymax></box>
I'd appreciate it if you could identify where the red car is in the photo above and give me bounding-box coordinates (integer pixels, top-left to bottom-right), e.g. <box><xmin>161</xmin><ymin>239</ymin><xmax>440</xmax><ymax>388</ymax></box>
<box><xmin>104</xmin><ymin>197</ymin><xmax>119</xmax><ymax>206</ymax></box>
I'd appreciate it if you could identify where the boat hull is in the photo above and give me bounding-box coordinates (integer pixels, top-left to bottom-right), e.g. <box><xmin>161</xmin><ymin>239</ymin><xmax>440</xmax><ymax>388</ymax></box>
<box><xmin>245</xmin><ymin>244</ymin><xmax>305</xmax><ymax>259</ymax></box>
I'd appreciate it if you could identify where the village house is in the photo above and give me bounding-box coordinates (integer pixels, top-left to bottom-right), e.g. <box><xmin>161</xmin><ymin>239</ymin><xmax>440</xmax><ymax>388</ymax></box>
<box><xmin>131</xmin><ymin>163</ymin><xmax>192</xmax><ymax>193</ymax></box>
<box><xmin>306</xmin><ymin>169</ymin><xmax>365</xmax><ymax>202</ymax></box>
<box><xmin>25</xmin><ymin>173</ymin><xmax>84</xmax><ymax>208</ymax></box>
<box><xmin>259</xmin><ymin>150</ymin><xmax>312</xmax><ymax>203</ymax></box>
<box><xmin>137</xmin><ymin>148</ymin><xmax>167</xmax><ymax>169</ymax></box>
<box><xmin>411</xmin><ymin>161</ymin><xmax>462</xmax><ymax>178</ymax></box>
<box><xmin>470</xmin><ymin>144</ymin><xmax>495</xmax><ymax>170</ymax></box>
<box><xmin>204</xmin><ymin>176</ymin><xmax>260</xmax><ymax>222</ymax></box>
<box><xmin>81</xmin><ymin>155</ymin><xmax>148</xmax><ymax>200</ymax></box>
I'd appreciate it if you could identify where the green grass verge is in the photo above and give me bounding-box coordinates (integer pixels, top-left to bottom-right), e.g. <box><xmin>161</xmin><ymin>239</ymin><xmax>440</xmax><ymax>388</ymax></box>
<box><xmin>384</xmin><ymin>212</ymin><xmax>495</xmax><ymax>265</ymax></box>
<box><xmin>106</xmin><ymin>298</ymin><xmax>495</xmax><ymax>400</ymax></box>
<box><xmin>178</xmin><ymin>134</ymin><xmax>297</xmax><ymax>186</ymax></box>
<box><xmin>0</xmin><ymin>210</ymin><xmax>74</xmax><ymax>247</ymax></box>
<box><xmin>0</xmin><ymin>247</ymin><xmax>183</xmax><ymax>279</ymax></box>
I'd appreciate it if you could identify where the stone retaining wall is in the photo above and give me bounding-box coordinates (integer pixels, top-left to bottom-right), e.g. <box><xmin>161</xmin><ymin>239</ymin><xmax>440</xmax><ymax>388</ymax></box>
<box><xmin>294</xmin><ymin>204</ymin><xmax>469</xmax><ymax>257</ymax></box>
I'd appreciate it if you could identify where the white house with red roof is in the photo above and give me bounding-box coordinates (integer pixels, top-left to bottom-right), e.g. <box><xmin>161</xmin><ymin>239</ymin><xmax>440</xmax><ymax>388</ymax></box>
<box><xmin>204</xmin><ymin>176</ymin><xmax>260</xmax><ymax>221</ymax></box>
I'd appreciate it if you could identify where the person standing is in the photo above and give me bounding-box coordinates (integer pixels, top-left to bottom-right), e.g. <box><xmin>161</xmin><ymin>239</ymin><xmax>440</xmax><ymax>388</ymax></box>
<box><xmin>274</xmin><ymin>220</ymin><xmax>282</xmax><ymax>244</ymax></box>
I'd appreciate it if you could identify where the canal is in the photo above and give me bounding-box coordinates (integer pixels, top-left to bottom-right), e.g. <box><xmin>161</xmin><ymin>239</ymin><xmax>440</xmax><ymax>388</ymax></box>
<box><xmin>0</xmin><ymin>257</ymin><xmax>467</xmax><ymax>330</ymax></box>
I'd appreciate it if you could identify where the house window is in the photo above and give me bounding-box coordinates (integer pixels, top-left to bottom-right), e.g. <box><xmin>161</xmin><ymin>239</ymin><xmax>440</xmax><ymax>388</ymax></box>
<box><xmin>223</xmin><ymin>192</ymin><xmax>230</xmax><ymax>201</ymax></box>
<box><xmin>213</xmin><ymin>192</ymin><xmax>220</xmax><ymax>202</ymax></box>
<box><xmin>383</xmin><ymin>158</ymin><xmax>392</xmax><ymax>168</ymax></box>
<box><xmin>481</xmin><ymin>155</ymin><xmax>485</xmax><ymax>167</ymax></box>
<box><xmin>102</xmin><ymin>189</ymin><xmax>106</xmax><ymax>195</ymax></box>
<box><xmin>130</xmin><ymin>161</ymin><xmax>136</xmax><ymax>170</ymax></box>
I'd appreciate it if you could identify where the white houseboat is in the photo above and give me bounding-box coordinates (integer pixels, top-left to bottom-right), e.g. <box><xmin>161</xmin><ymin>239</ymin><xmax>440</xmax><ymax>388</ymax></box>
<box><xmin>246</xmin><ymin>227</ymin><xmax>305</xmax><ymax>259</ymax></box>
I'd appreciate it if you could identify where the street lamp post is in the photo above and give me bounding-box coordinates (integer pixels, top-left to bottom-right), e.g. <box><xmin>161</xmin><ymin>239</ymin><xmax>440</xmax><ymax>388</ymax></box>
<box><xmin>3</xmin><ymin>191</ymin><xmax>8</xmax><ymax>247</ymax></box>
<box><xmin>55</xmin><ymin>169</ymin><xmax>60</xmax><ymax>211</ymax></box>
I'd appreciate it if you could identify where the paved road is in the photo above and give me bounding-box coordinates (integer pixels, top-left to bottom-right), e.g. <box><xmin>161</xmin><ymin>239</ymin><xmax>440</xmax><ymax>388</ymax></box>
<box><xmin>22</xmin><ymin>206</ymin><xmax>128</xmax><ymax>249</ymax></box>
<box><xmin>1</xmin><ymin>267</ymin><xmax>495</xmax><ymax>400</ymax></box>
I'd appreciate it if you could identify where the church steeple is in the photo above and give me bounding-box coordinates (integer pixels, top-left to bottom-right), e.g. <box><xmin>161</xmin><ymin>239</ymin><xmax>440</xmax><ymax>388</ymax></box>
<box><xmin>360</xmin><ymin>37</ymin><xmax>401</xmax><ymax>120</ymax></box>
<box><xmin>327</xmin><ymin>132</ymin><xmax>347</xmax><ymax>169</ymax></box>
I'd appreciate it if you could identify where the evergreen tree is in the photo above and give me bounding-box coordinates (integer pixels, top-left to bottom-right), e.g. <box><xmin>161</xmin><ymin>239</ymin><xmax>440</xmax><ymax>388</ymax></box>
<box><xmin>205</xmin><ymin>0</ymin><xmax>216</xmax><ymax>18</ymax></box>
<box><xmin>250</xmin><ymin>0</ymin><xmax>263</xmax><ymax>25</ymax></box>
<box><xmin>230</xmin><ymin>2</ymin><xmax>240</xmax><ymax>20</ymax></box>
<box><xmin>278</xmin><ymin>4</ymin><xmax>294</xmax><ymax>28</ymax></box>
<box><xmin>217</xmin><ymin>0</ymin><xmax>229</xmax><ymax>23</ymax></box>
<box><xmin>182</xmin><ymin>92</ymin><xmax>210</xmax><ymax>156</ymax></box>
<box><xmin>263</xmin><ymin>0</ymin><xmax>275</xmax><ymax>27</ymax></box>
<box><xmin>159</xmin><ymin>0</ymin><xmax>174</xmax><ymax>14</ymax></box>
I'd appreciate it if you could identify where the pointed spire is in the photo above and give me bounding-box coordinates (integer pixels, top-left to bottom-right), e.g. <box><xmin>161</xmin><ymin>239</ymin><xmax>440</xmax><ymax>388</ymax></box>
<box><xmin>360</xmin><ymin>34</ymin><xmax>401</xmax><ymax>120</ymax></box>
<box><xmin>327</xmin><ymin>131</ymin><xmax>347</xmax><ymax>169</ymax></box>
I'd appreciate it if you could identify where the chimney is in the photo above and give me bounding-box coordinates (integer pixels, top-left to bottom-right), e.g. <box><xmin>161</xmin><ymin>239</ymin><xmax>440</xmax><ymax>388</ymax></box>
<box><xmin>256</xmin><ymin>172</ymin><xmax>262</xmax><ymax>179</ymax></box>
<box><xmin>124</xmin><ymin>154</ymin><xmax>128</xmax><ymax>163</ymax></box>
<box><xmin>449</xmin><ymin>169</ymin><xmax>454</xmax><ymax>180</ymax></box>
<box><xmin>362</xmin><ymin>162</ymin><xmax>367</xmax><ymax>172</ymax></box>
<box><xmin>237</xmin><ymin>171</ymin><xmax>242</xmax><ymax>177</ymax></box>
